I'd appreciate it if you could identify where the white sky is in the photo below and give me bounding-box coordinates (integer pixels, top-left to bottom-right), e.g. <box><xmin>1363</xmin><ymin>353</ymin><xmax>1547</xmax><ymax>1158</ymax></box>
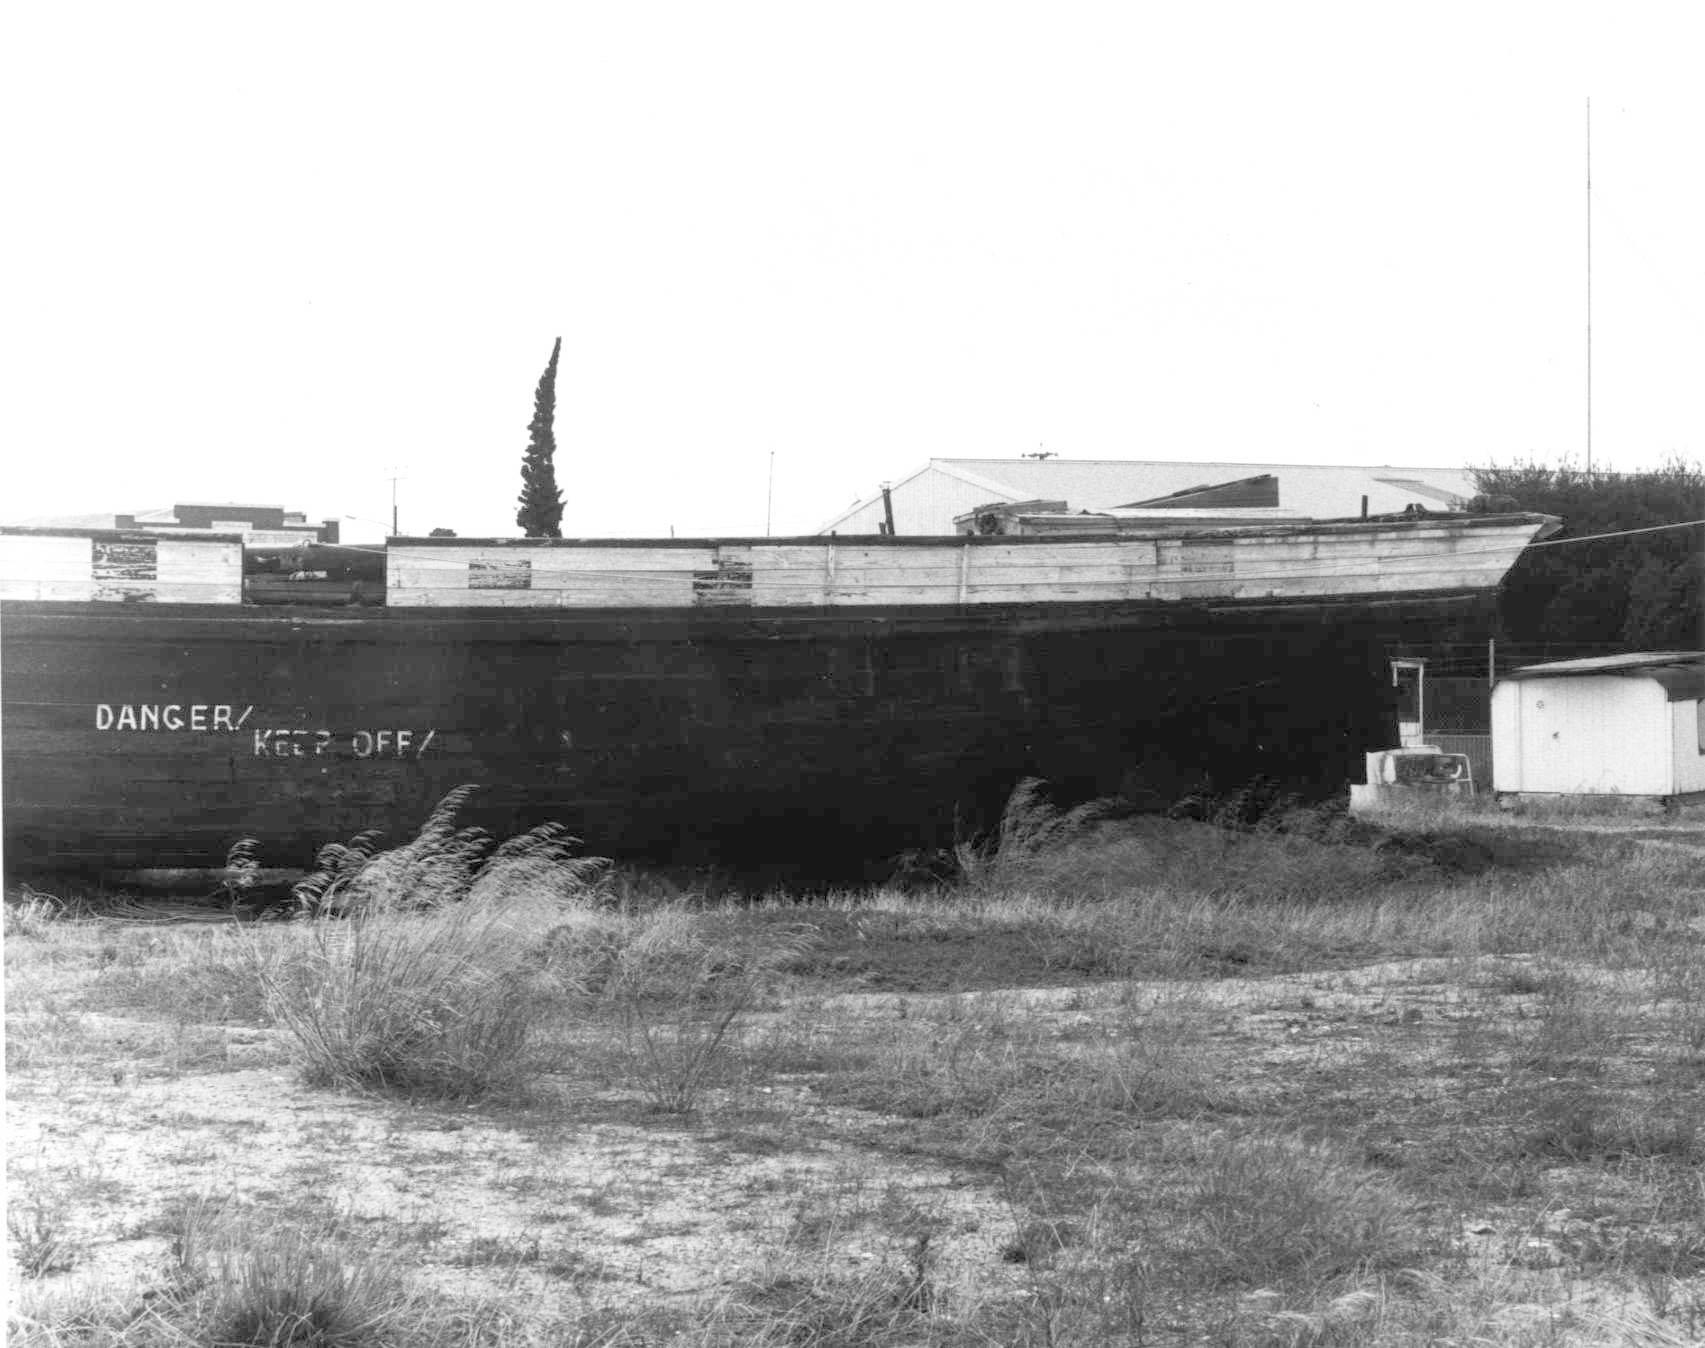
<box><xmin>4</xmin><ymin>4</ymin><xmax>1702</xmax><ymax>542</ymax></box>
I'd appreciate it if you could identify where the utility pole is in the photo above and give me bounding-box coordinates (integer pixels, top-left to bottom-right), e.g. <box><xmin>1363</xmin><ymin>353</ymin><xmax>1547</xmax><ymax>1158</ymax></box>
<box><xmin>384</xmin><ymin>466</ymin><xmax>407</xmax><ymax>537</ymax></box>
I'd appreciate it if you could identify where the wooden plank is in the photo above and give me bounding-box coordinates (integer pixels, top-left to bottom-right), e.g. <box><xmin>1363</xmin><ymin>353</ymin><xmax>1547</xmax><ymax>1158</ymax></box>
<box><xmin>0</xmin><ymin>533</ymin><xmax>93</xmax><ymax>602</ymax></box>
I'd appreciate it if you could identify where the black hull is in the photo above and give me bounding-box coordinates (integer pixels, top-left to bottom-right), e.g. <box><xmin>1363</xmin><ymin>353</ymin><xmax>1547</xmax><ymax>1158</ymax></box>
<box><xmin>1</xmin><ymin>592</ymin><xmax>1478</xmax><ymax>883</ymax></box>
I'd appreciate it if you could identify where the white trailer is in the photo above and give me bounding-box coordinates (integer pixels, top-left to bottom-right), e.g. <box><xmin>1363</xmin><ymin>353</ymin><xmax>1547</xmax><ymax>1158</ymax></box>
<box><xmin>1492</xmin><ymin>653</ymin><xmax>1705</xmax><ymax>803</ymax></box>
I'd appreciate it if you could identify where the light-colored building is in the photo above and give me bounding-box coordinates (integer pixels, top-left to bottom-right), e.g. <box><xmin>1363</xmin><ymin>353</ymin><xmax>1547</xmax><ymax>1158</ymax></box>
<box><xmin>1491</xmin><ymin>653</ymin><xmax>1705</xmax><ymax>802</ymax></box>
<box><xmin>819</xmin><ymin>459</ymin><xmax>1478</xmax><ymax>535</ymax></box>
<box><xmin>9</xmin><ymin>504</ymin><xmax>339</xmax><ymax>547</ymax></box>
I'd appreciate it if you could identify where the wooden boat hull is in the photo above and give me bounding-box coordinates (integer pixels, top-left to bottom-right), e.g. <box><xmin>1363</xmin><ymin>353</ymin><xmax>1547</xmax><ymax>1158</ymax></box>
<box><xmin>2</xmin><ymin>589</ymin><xmax>1485</xmax><ymax>882</ymax></box>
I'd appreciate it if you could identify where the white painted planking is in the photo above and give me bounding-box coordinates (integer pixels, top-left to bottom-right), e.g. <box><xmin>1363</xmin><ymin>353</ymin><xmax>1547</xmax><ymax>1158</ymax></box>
<box><xmin>388</xmin><ymin>545</ymin><xmax>709</xmax><ymax>608</ymax></box>
<box><xmin>385</xmin><ymin>518</ymin><xmax>1548</xmax><ymax>611</ymax></box>
<box><xmin>0</xmin><ymin>534</ymin><xmax>94</xmax><ymax>601</ymax></box>
<box><xmin>155</xmin><ymin>539</ymin><xmax>243</xmax><ymax>604</ymax></box>
<box><xmin>0</xmin><ymin>534</ymin><xmax>241</xmax><ymax>603</ymax></box>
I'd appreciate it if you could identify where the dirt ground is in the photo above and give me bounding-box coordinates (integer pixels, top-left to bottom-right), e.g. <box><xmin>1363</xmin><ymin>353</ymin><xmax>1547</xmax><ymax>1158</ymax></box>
<box><xmin>9</xmin><ymin>945</ymin><xmax>1698</xmax><ymax>1331</ymax></box>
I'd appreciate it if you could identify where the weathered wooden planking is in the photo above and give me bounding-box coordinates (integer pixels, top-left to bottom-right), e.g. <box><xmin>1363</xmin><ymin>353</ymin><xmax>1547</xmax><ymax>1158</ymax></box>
<box><xmin>389</xmin><ymin>545</ymin><xmax>710</xmax><ymax>608</ymax></box>
<box><xmin>0</xmin><ymin>531</ymin><xmax>242</xmax><ymax>604</ymax></box>
<box><xmin>385</xmin><ymin>518</ymin><xmax>1553</xmax><ymax>610</ymax></box>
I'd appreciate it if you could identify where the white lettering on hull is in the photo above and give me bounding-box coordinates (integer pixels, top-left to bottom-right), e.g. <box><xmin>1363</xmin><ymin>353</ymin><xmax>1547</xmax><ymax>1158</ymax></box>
<box><xmin>94</xmin><ymin>703</ymin><xmax>435</xmax><ymax>760</ymax></box>
<box><xmin>96</xmin><ymin>703</ymin><xmax>252</xmax><ymax>731</ymax></box>
<box><xmin>251</xmin><ymin>727</ymin><xmax>438</xmax><ymax>759</ymax></box>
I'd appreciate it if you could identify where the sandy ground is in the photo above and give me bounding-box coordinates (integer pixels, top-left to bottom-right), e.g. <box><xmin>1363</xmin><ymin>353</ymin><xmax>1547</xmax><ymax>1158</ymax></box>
<box><xmin>8</xmin><ymin>926</ymin><xmax>1705</xmax><ymax>1336</ymax></box>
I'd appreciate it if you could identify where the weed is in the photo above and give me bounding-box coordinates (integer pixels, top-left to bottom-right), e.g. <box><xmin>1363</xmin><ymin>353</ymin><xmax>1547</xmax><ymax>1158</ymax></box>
<box><xmin>599</xmin><ymin>908</ymin><xmax>805</xmax><ymax>1113</ymax></box>
<box><xmin>223</xmin><ymin>836</ymin><xmax>264</xmax><ymax>906</ymax></box>
<box><xmin>1519</xmin><ymin>1086</ymin><xmax>1702</xmax><ymax>1161</ymax></box>
<box><xmin>3</xmin><ymin>887</ymin><xmax>64</xmax><ymax>939</ymax></box>
<box><xmin>448</xmin><ymin>1233</ymin><xmax>546</xmax><ymax>1268</ymax></box>
<box><xmin>1184</xmin><ymin>1129</ymin><xmax>1421</xmax><ymax>1285</ymax></box>
<box><xmin>732</xmin><ymin>1182</ymin><xmax>952</xmax><ymax>1346</ymax></box>
<box><xmin>156</xmin><ymin>1190</ymin><xmax>236</xmax><ymax>1288</ymax></box>
<box><xmin>6</xmin><ymin>1189</ymin><xmax>78</xmax><ymax>1278</ymax></box>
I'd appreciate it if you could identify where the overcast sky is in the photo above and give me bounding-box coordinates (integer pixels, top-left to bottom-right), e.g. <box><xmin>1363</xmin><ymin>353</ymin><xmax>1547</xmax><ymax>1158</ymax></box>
<box><xmin>5</xmin><ymin>4</ymin><xmax>1701</xmax><ymax>541</ymax></box>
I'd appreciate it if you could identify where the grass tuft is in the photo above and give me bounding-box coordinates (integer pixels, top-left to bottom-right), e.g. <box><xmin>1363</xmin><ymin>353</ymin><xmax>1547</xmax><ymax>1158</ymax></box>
<box><xmin>1184</xmin><ymin>1129</ymin><xmax>1422</xmax><ymax>1285</ymax></box>
<box><xmin>287</xmin><ymin>787</ymin><xmax>609</xmax><ymax>917</ymax></box>
<box><xmin>7</xmin><ymin>1189</ymin><xmax>79</xmax><ymax>1279</ymax></box>
<box><xmin>256</xmin><ymin>892</ymin><xmax>573</xmax><ymax>1098</ymax></box>
<box><xmin>4</xmin><ymin>888</ymin><xmax>66</xmax><ymax>940</ymax></box>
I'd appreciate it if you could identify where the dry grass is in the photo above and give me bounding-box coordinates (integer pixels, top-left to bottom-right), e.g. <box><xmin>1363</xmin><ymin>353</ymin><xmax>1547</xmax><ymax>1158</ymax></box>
<box><xmin>8</xmin><ymin>795</ymin><xmax>1705</xmax><ymax>1345</ymax></box>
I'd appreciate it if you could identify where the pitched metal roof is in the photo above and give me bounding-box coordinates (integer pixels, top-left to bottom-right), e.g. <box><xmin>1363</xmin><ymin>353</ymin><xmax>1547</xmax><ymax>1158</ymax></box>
<box><xmin>820</xmin><ymin>459</ymin><xmax>1479</xmax><ymax>532</ymax></box>
<box><xmin>1502</xmin><ymin>652</ymin><xmax>1705</xmax><ymax>702</ymax></box>
<box><xmin>1120</xmin><ymin>473</ymin><xmax>1280</xmax><ymax>509</ymax></box>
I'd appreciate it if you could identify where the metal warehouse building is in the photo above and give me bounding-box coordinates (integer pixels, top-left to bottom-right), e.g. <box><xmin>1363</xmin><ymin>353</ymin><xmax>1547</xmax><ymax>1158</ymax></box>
<box><xmin>1491</xmin><ymin>652</ymin><xmax>1705</xmax><ymax>803</ymax></box>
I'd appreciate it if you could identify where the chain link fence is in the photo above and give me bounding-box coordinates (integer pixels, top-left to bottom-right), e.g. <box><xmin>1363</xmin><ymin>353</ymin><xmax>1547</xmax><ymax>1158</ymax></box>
<box><xmin>1386</xmin><ymin>642</ymin><xmax>1648</xmax><ymax>793</ymax></box>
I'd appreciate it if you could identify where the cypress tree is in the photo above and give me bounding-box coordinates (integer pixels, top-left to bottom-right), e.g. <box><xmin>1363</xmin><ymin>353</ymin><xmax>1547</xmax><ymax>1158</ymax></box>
<box><xmin>516</xmin><ymin>337</ymin><xmax>565</xmax><ymax>538</ymax></box>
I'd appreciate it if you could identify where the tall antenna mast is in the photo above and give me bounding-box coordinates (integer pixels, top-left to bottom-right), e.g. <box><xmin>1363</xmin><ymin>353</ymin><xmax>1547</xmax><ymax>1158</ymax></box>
<box><xmin>384</xmin><ymin>465</ymin><xmax>407</xmax><ymax>536</ymax></box>
<box><xmin>765</xmin><ymin>450</ymin><xmax>775</xmax><ymax>537</ymax></box>
<box><xmin>1585</xmin><ymin>97</ymin><xmax>1593</xmax><ymax>479</ymax></box>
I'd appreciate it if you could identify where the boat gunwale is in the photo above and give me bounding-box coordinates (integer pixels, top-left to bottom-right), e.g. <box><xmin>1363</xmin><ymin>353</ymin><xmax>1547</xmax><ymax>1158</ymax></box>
<box><xmin>378</xmin><ymin>512</ymin><xmax>1560</xmax><ymax>549</ymax></box>
<box><xmin>0</xmin><ymin>526</ymin><xmax>248</xmax><ymax>544</ymax></box>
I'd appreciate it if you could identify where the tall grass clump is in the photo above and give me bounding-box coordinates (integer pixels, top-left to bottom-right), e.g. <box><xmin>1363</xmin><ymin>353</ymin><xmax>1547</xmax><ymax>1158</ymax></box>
<box><xmin>258</xmin><ymin>901</ymin><xmax>557</xmax><ymax>1097</ymax></box>
<box><xmin>955</xmin><ymin>778</ymin><xmax>1420</xmax><ymax>908</ymax></box>
<box><xmin>287</xmin><ymin>787</ymin><xmax>607</xmax><ymax>916</ymax></box>
<box><xmin>199</xmin><ymin>1228</ymin><xmax>413</xmax><ymax>1348</ymax></box>
<box><xmin>254</xmin><ymin>791</ymin><xmax>608</xmax><ymax>1098</ymax></box>
<box><xmin>953</xmin><ymin>778</ymin><xmax>1123</xmax><ymax>890</ymax></box>
<box><xmin>3</xmin><ymin>887</ymin><xmax>66</xmax><ymax>940</ymax></box>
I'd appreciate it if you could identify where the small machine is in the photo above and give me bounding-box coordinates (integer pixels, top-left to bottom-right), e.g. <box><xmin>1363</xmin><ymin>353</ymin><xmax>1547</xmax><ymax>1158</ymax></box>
<box><xmin>1350</xmin><ymin>747</ymin><xmax>1475</xmax><ymax>813</ymax></box>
